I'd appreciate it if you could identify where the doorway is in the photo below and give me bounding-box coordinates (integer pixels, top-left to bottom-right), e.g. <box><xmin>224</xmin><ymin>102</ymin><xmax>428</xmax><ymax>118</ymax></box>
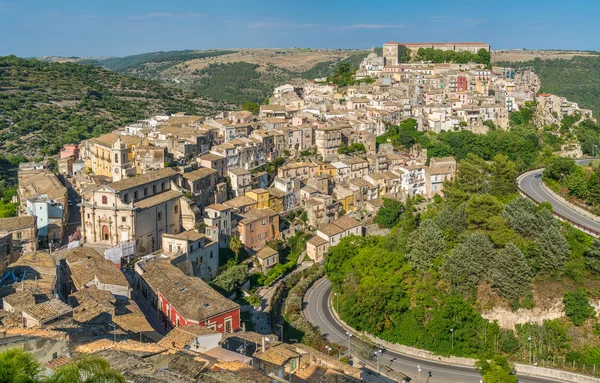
<box><xmin>102</xmin><ymin>225</ymin><xmax>109</xmax><ymax>241</ymax></box>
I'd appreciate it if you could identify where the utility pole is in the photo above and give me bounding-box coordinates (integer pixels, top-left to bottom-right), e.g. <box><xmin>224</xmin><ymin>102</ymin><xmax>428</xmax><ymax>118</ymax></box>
<box><xmin>450</xmin><ymin>328</ymin><xmax>454</xmax><ymax>349</ymax></box>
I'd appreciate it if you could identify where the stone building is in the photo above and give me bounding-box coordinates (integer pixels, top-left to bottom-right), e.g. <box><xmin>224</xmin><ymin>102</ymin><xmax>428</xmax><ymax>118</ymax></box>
<box><xmin>80</xmin><ymin>168</ymin><xmax>196</xmax><ymax>254</ymax></box>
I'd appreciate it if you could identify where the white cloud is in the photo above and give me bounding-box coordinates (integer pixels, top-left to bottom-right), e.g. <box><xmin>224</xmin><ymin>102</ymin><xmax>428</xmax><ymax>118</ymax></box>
<box><xmin>336</xmin><ymin>24</ymin><xmax>408</xmax><ymax>30</ymax></box>
<box><xmin>128</xmin><ymin>12</ymin><xmax>204</xmax><ymax>21</ymax></box>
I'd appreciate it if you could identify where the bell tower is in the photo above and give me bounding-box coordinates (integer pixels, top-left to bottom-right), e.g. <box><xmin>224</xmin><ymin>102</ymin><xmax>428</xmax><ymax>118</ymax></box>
<box><xmin>111</xmin><ymin>137</ymin><xmax>129</xmax><ymax>182</ymax></box>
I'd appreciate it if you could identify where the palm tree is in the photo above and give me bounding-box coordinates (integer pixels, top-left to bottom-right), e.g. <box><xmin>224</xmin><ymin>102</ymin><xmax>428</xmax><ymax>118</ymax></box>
<box><xmin>0</xmin><ymin>348</ymin><xmax>42</xmax><ymax>383</ymax></box>
<box><xmin>229</xmin><ymin>236</ymin><xmax>242</xmax><ymax>262</ymax></box>
<box><xmin>45</xmin><ymin>355</ymin><xmax>124</xmax><ymax>383</ymax></box>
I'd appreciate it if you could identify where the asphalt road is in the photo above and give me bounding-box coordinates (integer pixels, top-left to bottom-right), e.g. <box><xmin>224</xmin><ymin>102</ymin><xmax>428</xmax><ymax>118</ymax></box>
<box><xmin>518</xmin><ymin>160</ymin><xmax>600</xmax><ymax>235</ymax></box>
<box><xmin>304</xmin><ymin>278</ymin><xmax>565</xmax><ymax>383</ymax></box>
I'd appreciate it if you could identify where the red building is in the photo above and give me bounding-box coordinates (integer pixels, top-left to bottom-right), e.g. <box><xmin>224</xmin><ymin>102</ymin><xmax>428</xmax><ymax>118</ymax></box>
<box><xmin>60</xmin><ymin>144</ymin><xmax>80</xmax><ymax>160</ymax></box>
<box><xmin>457</xmin><ymin>76</ymin><xmax>468</xmax><ymax>92</ymax></box>
<box><xmin>134</xmin><ymin>257</ymin><xmax>240</xmax><ymax>333</ymax></box>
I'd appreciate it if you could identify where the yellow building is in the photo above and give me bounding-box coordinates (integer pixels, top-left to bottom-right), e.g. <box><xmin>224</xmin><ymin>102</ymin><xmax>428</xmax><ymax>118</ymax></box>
<box><xmin>268</xmin><ymin>188</ymin><xmax>285</xmax><ymax>213</ymax></box>
<box><xmin>317</xmin><ymin>163</ymin><xmax>337</xmax><ymax>177</ymax></box>
<box><xmin>81</xmin><ymin>133</ymin><xmax>144</xmax><ymax>180</ymax></box>
<box><xmin>246</xmin><ymin>188</ymin><xmax>270</xmax><ymax>209</ymax></box>
<box><xmin>334</xmin><ymin>186</ymin><xmax>355</xmax><ymax>213</ymax></box>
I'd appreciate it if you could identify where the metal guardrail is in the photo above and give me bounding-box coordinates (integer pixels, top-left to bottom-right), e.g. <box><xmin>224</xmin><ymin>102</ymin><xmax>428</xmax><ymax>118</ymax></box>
<box><xmin>517</xmin><ymin>169</ymin><xmax>600</xmax><ymax>238</ymax></box>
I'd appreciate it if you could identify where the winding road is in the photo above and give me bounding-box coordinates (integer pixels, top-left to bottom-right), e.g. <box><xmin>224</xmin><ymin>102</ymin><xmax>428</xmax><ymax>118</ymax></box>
<box><xmin>305</xmin><ymin>278</ymin><xmax>562</xmax><ymax>383</ymax></box>
<box><xmin>517</xmin><ymin>160</ymin><xmax>600</xmax><ymax>236</ymax></box>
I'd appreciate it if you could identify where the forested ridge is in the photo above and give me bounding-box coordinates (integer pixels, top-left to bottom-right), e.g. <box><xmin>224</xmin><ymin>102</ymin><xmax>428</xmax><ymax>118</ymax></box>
<box><xmin>0</xmin><ymin>55</ymin><xmax>220</xmax><ymax>157</ymax></box>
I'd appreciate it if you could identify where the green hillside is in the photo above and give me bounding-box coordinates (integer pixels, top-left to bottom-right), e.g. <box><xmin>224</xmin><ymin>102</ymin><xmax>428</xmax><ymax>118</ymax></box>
<box><xmin>0</xmin><ymin>55</ymin><xmax>220</xmax><ymax>157</ymax></box>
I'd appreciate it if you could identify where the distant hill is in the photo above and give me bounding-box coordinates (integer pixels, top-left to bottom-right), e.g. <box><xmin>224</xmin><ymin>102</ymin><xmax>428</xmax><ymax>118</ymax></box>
<box><xmin>68</xmin><ymin>48</ymin><xmax>373</xmax><ymax>105</ymax></box>
<box><xmin>0</xmin><ymin>55</ymin><xmax>228</xmax><ymax>158</ymax></box>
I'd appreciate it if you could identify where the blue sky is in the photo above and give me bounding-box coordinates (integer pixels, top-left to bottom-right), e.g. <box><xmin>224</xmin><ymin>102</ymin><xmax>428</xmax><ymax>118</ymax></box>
<box><xmin>0</xmin><ymin>0</ymin><xmax>599</xmax><ymax>57</ymax></box>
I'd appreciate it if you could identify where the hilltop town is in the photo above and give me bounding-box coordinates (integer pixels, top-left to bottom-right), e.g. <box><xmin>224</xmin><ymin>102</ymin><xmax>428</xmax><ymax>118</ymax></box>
<box><xmin>0</xmin><ymin>41</ymin><xmax>593</xmax><ymax>382</ymax></box>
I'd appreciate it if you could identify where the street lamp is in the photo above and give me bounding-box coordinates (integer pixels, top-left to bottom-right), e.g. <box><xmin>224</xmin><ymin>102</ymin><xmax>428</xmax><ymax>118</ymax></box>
<box><xmin>276</xmin><ymin>324</ymin><xmax>284</xmax><ymax>343</ymax></box>
<box><xmin>346</xmin><ymin>331</ymin><xmax>352</xmax><ymax>355</ymax></box>
<box><xmin>373</xmin><ymin>349</ymin><xmax>382</xmax><ymax>373</ymax></box>
<box><xmin>417</xmin><ymin>364</ymin><xmax>422</xmax><ymax>382</ymax></box>
<box><xmin>528</xmin><ymin>336</ymin><xmax>533</xmax><ymax>365</ymax></box>
<box><xmin>325</xmin><ymin>345</ymin><xmax>332</xmax><ymax>356</ymax></box>
<box><xmin>450</xmin><ymin>328</ymin><xmax>454</xmax><ymax>349</ymax></box>
<box><xmin>426</xmin><ymin>371</ymin><xmax>432</xmax><ymax>383</ymax></box>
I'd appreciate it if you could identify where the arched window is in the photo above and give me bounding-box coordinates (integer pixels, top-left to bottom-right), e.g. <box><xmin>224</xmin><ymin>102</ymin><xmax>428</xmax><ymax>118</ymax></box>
<box><xmin>114</xmin><ymin>153</ymin><xmax>118</xmax><ymax>162</ymax></box>
<box><xmin>101</xmin><ymin>196</ymin><xmax>107</xmax><ymax>204</ymax></box>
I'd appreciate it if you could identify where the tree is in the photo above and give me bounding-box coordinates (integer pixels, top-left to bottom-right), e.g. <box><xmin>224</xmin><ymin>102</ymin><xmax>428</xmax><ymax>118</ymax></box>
<box><xmin>374</xmin><ymin>198</ymin><xmax>404</xmax><ymax>228</ymax></box>
<box><xmin>0</xmin><ymin>348</ymin><xmax>42</xmax><ymax>383</ymax></box>
<box><xmin>564</xmin><ymin>289</ymin><xmax>595</xmax><ymax>326</ymax></box>
<box><xmin>407</xmin><ymin>219</ymin><xmax>446</xmax><ymax>269</ymax></box>
<box><xmin>444</xmin><ymin>154</ymin><xmax>490</xmax><ymax>203</ymax></box>
<box><xmin>211</xmin><ymin>264</ymin><xmax>249</xmax><ymax>292</ymax></box>
<box><xmin>434</xmin><ymin>203</ymin><xmax>467</xmax><ymax>239</ymax></box>
<box><xmin>543</xmin><ymin>156</ymin><xmax>576</xmax><ymax>180</ymax></box>
<box><xmin>584</xmin><ymin>238</ymin><xmax>600</xmax><ymax>273</ymax></box>
<box><xmin>465</xmin><ymin>194</ymin><xmax>502</xmax><ymax>230</ymax></box>
<box><xmin>337</xmin><ymin>142</ymin><xmax>348</xmax><ymax>154</ymax></box>
<box><xmin>490</xmin><ymin>243</ymin><xmax>531</xmax><ymax>299</ymax></box>
<box><xmin>566</xmin><ymin>168</ymin><xmax>588</xmax><ymax>199</ymax></box>
<box><xmin>241</xmin><ymin>102</ymin><xmax>260</xmax><ymax>115</ymax></box>
<box><xmin>536</xmin><ymin>226</ymin><xmax>569</xmax><ymax>273</ymax></box>
<box><xmin>489</xmin><ymin>153</ymin><xmax>518</xmax><ymax>197</ymax></box>
<box><xmin>229</xmin><ymin>236</ymin><xmax>242</xmax><ymax>261</ymax></box>
<box><xmin>476</xmin><ymin>48</ymin><xmax>492</xmax><ymax>66</ymax></box>
<box><xmin>442</xmin><ymin>233</ymin><xmax>496</xmax><ymax>293</ymax></box>
<box><xmin>476</xmin><ymin>355</ymin><xmax>516</xmax><ymax>383</ymax></box>
<box><xmin>46</xmin><ymin>355</ymin><xmax>124</xmax><ymax>383</ymax></box>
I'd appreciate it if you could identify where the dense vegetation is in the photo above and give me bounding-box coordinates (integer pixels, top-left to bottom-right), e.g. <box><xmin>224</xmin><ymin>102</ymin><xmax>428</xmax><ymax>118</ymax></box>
<box><xmin>79</xmin><ymin>49</ymin><xmax>235</xmax><ymax>75</ymax></box>
<box><xmin>0</xmin><ymin>55</ymin><xmax>212</xmax><ymax>157</ymax></box>
<box><xmin>191</xmin><ymin>62</ymin><xmax>294</xmax><ymax>104</ymax></box>
<box><xmin>326</xmin><ymin>153</ymin><xmax>600</xmax><ymax>370</ymax></box>
<box><xmin>414</xmin><ymin>47</ymin><xmax>491</xmax><ymax>66</ymax></box>
<box><xmin>498</xmin><ymin>56</ymin><xmax>600</xmax><ymax>117</ymax></box>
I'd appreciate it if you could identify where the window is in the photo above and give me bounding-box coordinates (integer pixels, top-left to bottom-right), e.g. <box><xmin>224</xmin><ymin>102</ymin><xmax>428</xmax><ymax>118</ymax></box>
<box><xmin>264</xmin><ymin>232</ymin><xmax>268</xmax><ymax>238</ymax></box>
<box><xmin>250</xmin><ymin>237</ymin><xmax>253</xmax><ymax>243</ymax></box>
<box><xmin>87</xmin><ymin>214</ymin><xmax>90</xmax><ymax>219</ymax></box>
<box><xmin>257</xmin><ymin>234</ymin><xmax>261</xmax><ymax>240</ymax></box>
<box><xmin>101</xmin><ymin>196</ymin><xmax>108</xmax><ymax>205</ymax></box>
<box><xmin>210</xmin><ymin>251</ymin><xmax>213</xmax><ymax>259</ymax></box>
<box><xmin>114</xmin><ymin>153</ymin><xmax>118</xmax><ymax>162</ymax></box>
<box><xmin>123</xmin><ymin>194</ymin><xmax>129</xmax><ymax>203</ymax></box>
<box><xmin>261</xmin><ymin>218</ymin><xmax>265</xmax><ymax>226</ymax></box>
<box><xmin>16</xmin><ymin>232</ymin><xmax>22</xmax><ymax>240</ymax></box>
<box><xmin>121</xmin><ymin>217</ymin><xmax>126</xmax><ymax>222</ymax></box>
<box><xmin>162</xmin><ymin>182</ymin><xmax>165</xmax><ymax>191</ymax></box>
<box><xmin>153</xmin><ymin>185</ymin><xmax>156</xmax><ymax>194</ymax></box>
<box><xmin>169</xmin><ymin>244</ymin><xmax>172</xmax><ymax>252</ymax></box>
<box><xmin>134</xmin><ymin>191</ymin><xmax>138</xmax><ymax>200</ymax></box>
<box><xmin>144</xmin><ymin>187</ymin><xmax>148</xmax><ymax>197</ymax></box>
<box><xmin>158</xmin><ymin>212</ymin><xmax>162</xmax><ymax>221</ymax></box>
<box><xmin>174</xmin><ymin>205</ymin><xmax>178</xmax><ymax>214</ymax></box>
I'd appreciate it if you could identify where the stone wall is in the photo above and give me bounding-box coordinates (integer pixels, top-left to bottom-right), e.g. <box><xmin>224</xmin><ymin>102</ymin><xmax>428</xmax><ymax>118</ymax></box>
<box><xmin>327</xmin><ymin>290</ymin><xmax>600</xmax><ymax>383</ymax></box>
